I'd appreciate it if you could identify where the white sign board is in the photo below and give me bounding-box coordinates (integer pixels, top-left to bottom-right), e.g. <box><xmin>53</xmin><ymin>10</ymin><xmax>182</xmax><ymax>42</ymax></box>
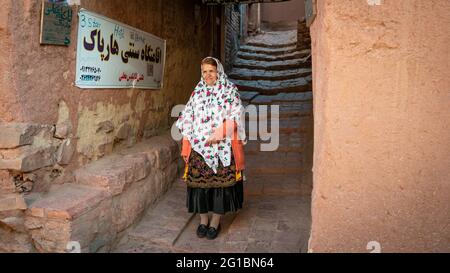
<box><xmin>75</xmin><ymin>9</ymin><xmax>166</xmax><ymax>89</ymax></box>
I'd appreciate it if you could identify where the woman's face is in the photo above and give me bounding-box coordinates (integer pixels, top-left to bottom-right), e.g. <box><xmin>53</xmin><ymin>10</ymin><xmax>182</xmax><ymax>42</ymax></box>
<box><xmin>201</xmin><ymin>64</ymin><xmax>218</xmax><ymax>86</ymax></box>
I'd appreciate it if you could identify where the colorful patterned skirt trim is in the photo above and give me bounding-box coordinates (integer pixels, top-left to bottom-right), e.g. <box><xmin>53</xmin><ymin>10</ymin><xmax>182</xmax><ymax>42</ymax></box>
<box><xmin>182</xmin><ymin>149</ymin><xmax>243</xmax><ymax>188</ymax></box>
<box><xmin>183</xmin><ymin>149</ymin><xmax>244</xmax><ymax>215</ymax></box>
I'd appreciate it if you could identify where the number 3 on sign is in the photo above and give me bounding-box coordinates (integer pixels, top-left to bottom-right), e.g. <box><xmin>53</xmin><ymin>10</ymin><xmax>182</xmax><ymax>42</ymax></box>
<box><xmin>80</xmin><ymin>14</ymin><xmax>86</xmax><ymax>28</ymax></box>
<box><xmin>66</xmin><ymin>241</ymin><xmax>81</xmax><ymax>253</ymax></box>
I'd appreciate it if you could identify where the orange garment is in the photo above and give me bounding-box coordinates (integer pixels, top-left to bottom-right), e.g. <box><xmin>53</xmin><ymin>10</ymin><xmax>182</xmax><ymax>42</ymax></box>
<box><xmin>181</xmin><ymin>120</ymin><xmax>245</xmax><ymax>171</ymax></box>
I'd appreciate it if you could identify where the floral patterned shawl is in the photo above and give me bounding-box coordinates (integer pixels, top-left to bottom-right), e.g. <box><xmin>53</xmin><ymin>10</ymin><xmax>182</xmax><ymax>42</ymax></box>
<box><xmin>176</xmin><ymin>57</ymin><xmax>246</xmax><ymax>174</ymax></box>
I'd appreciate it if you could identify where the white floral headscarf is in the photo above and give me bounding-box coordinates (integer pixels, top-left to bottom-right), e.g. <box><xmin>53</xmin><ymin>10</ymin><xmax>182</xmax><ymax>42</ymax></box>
<box><xmin>176</xmin><ymin>57</ymin><xmax>246</xmax><ymax>173</ymax></box>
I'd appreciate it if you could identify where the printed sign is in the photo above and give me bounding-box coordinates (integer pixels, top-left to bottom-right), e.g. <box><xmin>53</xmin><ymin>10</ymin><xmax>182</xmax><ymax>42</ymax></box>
<box><xmin>75</xmin><ymin>9</ymin><xmax>166</xmax><ymax>89</ymax></box>
<box><xmin>40</xmin><ymin>1</ymin><xmax>73</xmax><ymax>45</ymax></box>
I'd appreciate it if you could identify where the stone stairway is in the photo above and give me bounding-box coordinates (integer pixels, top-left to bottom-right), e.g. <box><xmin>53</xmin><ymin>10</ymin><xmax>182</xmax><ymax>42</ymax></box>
<box><xmin>113</xmin><ymin>29</ymin><xmax>313</xmax><ymax>253</ymax></box>
<box><xmin>229</xmin><ymin>30</ymin><xmax>312</xmax><ymax>95</ymax></box>
<box><xmin>230</xmin><ymin>30</ymin><xmax>313</xmax><ymax>178</ymax></box>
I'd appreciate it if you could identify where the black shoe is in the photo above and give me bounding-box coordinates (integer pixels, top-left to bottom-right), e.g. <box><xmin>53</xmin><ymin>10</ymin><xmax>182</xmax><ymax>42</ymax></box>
<box><xmin>206</xmin><ymin>224</ymin><xmax>221</xmax><ymax>240</ymax></box>
<box><xmin>196</xmin><ymin>224</ymin><xmax>208</xmax><ymax>238</ymax></box>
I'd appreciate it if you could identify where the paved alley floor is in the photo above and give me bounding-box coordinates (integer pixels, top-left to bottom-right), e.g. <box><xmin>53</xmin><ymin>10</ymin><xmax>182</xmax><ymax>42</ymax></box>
<box><xmin>113</xmin><ymin>181</ymin><xmax>311</xmax><ymax>253</ymax></box>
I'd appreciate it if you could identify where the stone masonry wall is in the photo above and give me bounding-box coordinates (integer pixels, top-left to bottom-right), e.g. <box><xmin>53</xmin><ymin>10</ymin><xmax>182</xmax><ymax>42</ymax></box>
<box><xmin>24</xmin><ymin>132</ymin><xmax>179</xmax><ymax>253</ymax></box>
<box><xmin>0</xmin><ymin>0</ymin><xmax>211</xmax><ymax>192</ymax></box>
<box><xmin>224</xmin><ymin>4</ymin><xmax>241</xmax><ymax>73</ymax></box>
<box><xmin>0</xmin><ymin>0</ymin><xmax>213</xmax><ymax>252</ymax></box>
<box><xmin>0</xmin><ymin>0</ymin><xmax>212</xmax><ymax>188</ymax></box>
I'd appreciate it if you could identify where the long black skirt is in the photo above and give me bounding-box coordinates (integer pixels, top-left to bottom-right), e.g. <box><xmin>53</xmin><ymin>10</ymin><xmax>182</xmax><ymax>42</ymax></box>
<box><xmin>185</xmin><ymin>149</ymin><xmax>244</xmax><ymax>215</ymax></box>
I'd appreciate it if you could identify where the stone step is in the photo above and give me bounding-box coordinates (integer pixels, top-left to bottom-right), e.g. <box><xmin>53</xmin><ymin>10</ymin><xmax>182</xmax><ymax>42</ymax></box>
<box><xmin>246</xmin><ymin>112</ymin><xmax>310</xmax><ymax>124</ymax></box>
<box><xmin>236</xmin><ymin>49</ymin><xmax>310</xmax><ymax>62</ymax></box>
<box><xmin>297</xmin><ymin>40</ymin><xmax>311</xmax><ymax>50</ymax></box>
<box><xmin>74</xmin><ymin>134</ymin><xmax>179</xmax><ymax>196</ymax></box>
<box><xmin>245</xmin><ymin>151</ymin><xmax>303</xmax><ymax>166</ymax></box>
<box><xmin>244</xmin><ymin>133</ymin><xmax>306</xmax><ymax>153</ymax></box>
<box><xmin>245</xmin><ymin>159</ymin><xmax>304</xmax><ymax>175</ymax></box>
<box><xmin>297</xmin><ymin>46</ymin><xmax>311</xmax><ymax>53</ymax></box>
<box><xmin>246</xmin><ymin>41</ymin><xmax>297</xmax><ymax>49</ymax></box>
<box><xmin>238</xmin><ymin>91</ymin><xmax>260</xmax><ymax>103</ymax></box>
<box><xmin>243</xmin><ymin>137</ymin><xmax>309</xmax><ymax>155</ymax></box>
<box><xmin>232</xmin><ymin>77</ymin><xmax>312</xmax><ymax>95</ymax></box>
<box><xmin>243</xmin><ymin>100</ymin><xmax>313</xmax><ymax>120</ymax></box>
<box><xmin>245</xmin><ymin>29</ymin><xmax>297</xmax><ymax>46</ymax></box>
<box><xmin>244</xmin><ymin>140</ymin><xmax>305</xmax><ymax>151</ymax></box>
<box><xmin>245</xmin><ymin>166</ymin><xmax>304</xmax><ymax>176</ymax></box>
<box><xmin>239</xmin><ymin>45</ymin><xmax>298</xmax><ymax>56</ymax></box>
<box><xmin>246</xmin><ymin>112</ymin><xmax>313</xmax><ymax>124</ymax></box>
<box><xmin>229</xmin><ymin>67</ymin><xmax>311</xmax><ymax>81</ymax></box>
<box><xmin>24</xmin><ymin>132</ymin><xmax>182</xmax><ymax>253</ymax></box>
<box><xmin>74</xmin><ymin>154</ymin><xmax>151</xmax><ymax>196</ymax></box>
<box><xmin>25</xmin><ymin>173</ymin><xmax>180</xmax><ymax>253</ymax></box>
<box><xmin>298</xmin><ymin>30</ymin><xmax>310</xmax><ymax>36</ymax></box>
<box><xmin>244</xmin><ymin>146</ymin><xmax>304</xmax><ymax>155</ymax></box>
<box><xmin>244</xmin><ymin>174</ymin><xmax>312</xmax><ymax>197</ymax></box>
<box><xmin>297</xmin><ymin>41</ymin><xmax>311</xmax><ymax>48</ymax></box>
<box><xmin>298</xmin><ymin>38</ymin><xmax>310</xmax><ymax>44</ymax></box>
<box><xmin>247</xmin><ymin>117</ymin><xmax>311</xmax><ymax>129</ymax></box>
<box><xmin>243</xmin><ymin>105</ymin><xmax>313</xmax><ymax>129</ymax></box>
<box><xmin>114</xmin><ymin>182</ymin><xmax>194</xmax><ymax>252</ymax></box>
<box><xmin>245</xmin><ymin>125</ymin><xmax>310</xmax><ymax>140</ymax></box>
<box><xmin>25</xmin><ymin>183</ymin><xmax>114</xmax><ymax>253</ymax></box>
<box><xmin>245</xmin><ymin>115</ymin><xmax>311</xmax><ymax>129</ymax></box>
<box><xmin>236</xmin><ymin>84</ymin><xmax>311</xmax><ymax>96</ymax></box>
<box><xmin>249</xmin><ymin>92</ymin><xmax>313</xmax><ymax>104</ymax></box>
<box><xmin>244</xmin><ymin>141</ymin><xmax>305</xmax><ymax>154</ymax></box>
<box><xmin>232</xmin><ymin>56</ymin><xmax>311</xmax><ymax>71</ymax></box>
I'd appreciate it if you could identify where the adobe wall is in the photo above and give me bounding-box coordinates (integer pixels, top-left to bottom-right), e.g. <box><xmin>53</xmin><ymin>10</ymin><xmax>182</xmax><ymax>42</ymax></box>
<box><xmin>309</xmin><ymin>0</ymin><xmax>450</xmax><ymax>252</ymax></box>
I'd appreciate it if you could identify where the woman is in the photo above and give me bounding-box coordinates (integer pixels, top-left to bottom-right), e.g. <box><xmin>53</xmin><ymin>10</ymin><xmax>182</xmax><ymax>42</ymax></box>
<box><xmin>175</xmin><ymin>57</ymin><xmax>246</xmax><ymax>240</ymax></box>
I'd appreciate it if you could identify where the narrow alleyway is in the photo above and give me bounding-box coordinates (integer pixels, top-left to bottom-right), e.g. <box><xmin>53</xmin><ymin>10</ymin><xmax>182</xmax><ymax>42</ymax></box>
<box><xmin>113</xmin><ymin>29</ymin><xmax>313</xmax><ymax>253</ymax></box>
<box><xmin>2</xmin><ymin>0</ymin><xmax>448</xmax><ymax>255</ymax></box>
